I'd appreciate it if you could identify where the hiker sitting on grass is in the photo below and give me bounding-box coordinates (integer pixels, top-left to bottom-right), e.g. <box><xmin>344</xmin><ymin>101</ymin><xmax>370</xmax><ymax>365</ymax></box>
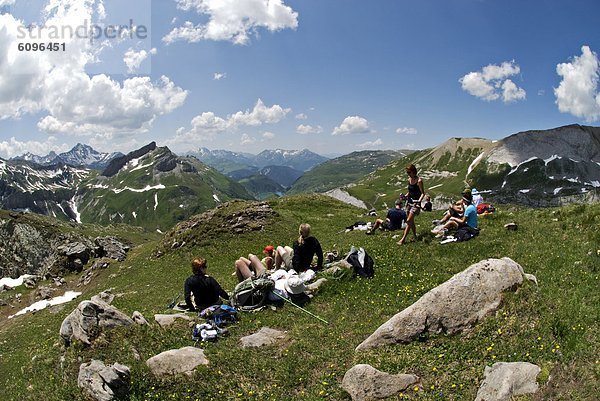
<box><xmin>431</xmin><ymin>193</ymin><xmax>478</xmax><ymax>237</ymax></box>
<box><xmin>367</xmin><ymin>198</ymin><xmax>407</xmax><ymax>235</ymax></box>
<box><xmin>432</xmin><ymin>200</ymin><xmax>464</xmax><ymax>227</ymax></box>
<box><xmin>274</xmin><ymin>245</ymin><xmax>294</xmax><ymax>270</ymax></box>
<box><xmin>234</xmin><ymin>254</ymin><xmax>268</xmax><ymax>282</ymax></box>
<box><xmin>184</xmin><ymin>258</ymin><xmax>229</xmax><ymax>312</ymax></box>
<box><xmin>293</xmin><ymin>223</ymin><xmax>323</xmax><ymax>272</ymax></box>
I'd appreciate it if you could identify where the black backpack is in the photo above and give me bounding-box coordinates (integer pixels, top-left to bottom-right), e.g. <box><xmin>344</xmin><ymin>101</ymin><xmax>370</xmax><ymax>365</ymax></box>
<box><xmin>346</xmin><ymin>247</ymin><xmax>375</xmax><ymax>278</ymax></box>
<box><xmin>455</xmin><ymin>226</ymin><xmax>480</xmax><ymax>242</ymax></box>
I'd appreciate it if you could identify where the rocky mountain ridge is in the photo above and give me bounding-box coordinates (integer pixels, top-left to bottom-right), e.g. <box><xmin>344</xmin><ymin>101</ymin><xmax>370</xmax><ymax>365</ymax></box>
<box><xmin>13</xmin><ymin>143</ymin><xmax>123</xmax><ymax>170</ymax></box>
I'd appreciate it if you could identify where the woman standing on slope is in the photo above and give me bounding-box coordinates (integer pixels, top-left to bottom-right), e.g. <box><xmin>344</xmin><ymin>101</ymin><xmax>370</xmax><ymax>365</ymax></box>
<box><xmin>398</xmin><ymin>164</ymin><xmax>425</xmax><ymax>245</ymax></box>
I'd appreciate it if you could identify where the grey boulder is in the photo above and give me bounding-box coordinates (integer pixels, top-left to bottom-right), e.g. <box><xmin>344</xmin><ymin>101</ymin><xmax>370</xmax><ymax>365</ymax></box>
<box><xmin>475</xmin><ymin>362</ymin><xmax>541</xmax><ymax>401</ymax></box>
<box><xmin>341</xmin><ymin>364</ymin><xmax>419</xmax><ymax>401</ymax></box>
<box><xmin>60</xmin><ymin>300</ymin><xmax>133</xmax><ymax>346</ymax></box>
<box><xmin>78</xmin><ymin>360</ymin><xmax>130</xmax><ymax>401</ymax></box>
<box><xmin>357</xmin><ymin>257</ymin><xmax>533</xmax><ymax>351</ymax></box>
<box><xmin>146</xmin><ymin>346</ymin><xmax>209</xmax><ymax>377</ymax></box>
<box><xmin>240</xmin><ymin>327</ymin><xmax>287</xmax><ymax>348</ymax></box>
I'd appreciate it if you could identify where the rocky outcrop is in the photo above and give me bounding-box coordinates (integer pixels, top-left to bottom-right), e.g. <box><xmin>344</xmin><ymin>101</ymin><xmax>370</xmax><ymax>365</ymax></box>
<box><xmin>101</xmin><ymin>142</ymin><xmax>157</xmax><ymax>177</ymax></box>
<box><xmin>78</xmin><ymin>360</ymin><xmax>130</xmax><ymax>401</ymax></box>
<box><xmin>146</xmin><ymin>347</ymin><xmax>209</xmax><ymax>377</ymax></box>
<box><xmin>0</xmin><ymin>213</ymin><xmax>130</xmax><ymax>279</ymax></box>
<box><xmin>132</xmin><ymin>311</ymin><xmax>149</xmax><ymax>325</ymax></box>
<box><xmin>356</xmin><ymin>258</ymin><xmax>534</xmax><ymax>351</ymax></box>
<box><xmin>60</xmin><ymin>300</ymin><xmax>134</xmax><ymax>346</ymax></box>
<box><xmin>240</xmin><ymin>327</ymin><xmax>288</xmax><ymax>348</ymax></box>
<box><xmin>475</xmin><ymin>362</ymin><xmax>541</xmax><ymax>401</ymax></box>
<box><xmin>341</xmin><ymin>364</ymin><xmax>420</xmax><ymax>401</ymax></box>
<box><xmin>157</xmin><ymin>201</ymin><xmax>277</xmax><ymax>255</ymax></box>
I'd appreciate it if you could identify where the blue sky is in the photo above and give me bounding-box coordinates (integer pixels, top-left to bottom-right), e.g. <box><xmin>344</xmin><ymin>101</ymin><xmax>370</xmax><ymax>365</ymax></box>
<box><xmin>1</xmin><ymin>0</ymin><xmax>600</xmax><ymax>157</ymax></box>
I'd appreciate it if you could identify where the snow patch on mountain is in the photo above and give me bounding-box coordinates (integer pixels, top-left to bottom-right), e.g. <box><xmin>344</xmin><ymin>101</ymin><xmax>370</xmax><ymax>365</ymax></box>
<box><xmin>112</xmin><ymin>184</ymin><xmax>166</xmax><ymax>194</ymax></box>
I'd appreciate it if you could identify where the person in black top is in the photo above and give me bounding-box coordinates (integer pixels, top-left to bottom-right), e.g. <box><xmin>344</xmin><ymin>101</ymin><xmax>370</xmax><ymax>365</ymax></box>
<box><xmin>423</xmin><ymin>195</ymin><xmax>432</xmax><ymax>212</ymax></box>
<box><xmin>398</xmin><ymin>164</ymin><xmax>425</xmax><ymax>245</ymax></box>
<box><xmin>184</xmin><ymin>258</ymin><xmax>229</xmax><ymax>311</ymax></box>
<box><xmin>367</xmin><ymin>199</ymin><xmax>407</xmax><ymax>234</ymax></box>
<box><xmin>292</xmin><ymin>223</ymin><xmax>323</xmax><ymax>272</ymax></box>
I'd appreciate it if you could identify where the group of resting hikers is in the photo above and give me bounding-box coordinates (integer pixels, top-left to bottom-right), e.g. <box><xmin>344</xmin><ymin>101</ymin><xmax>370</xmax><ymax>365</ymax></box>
<box><xmin>183</xmin><ymin>223</ymin><xmax>325</xmax><ymax>312</ymax></box>
<box><xmin>182</xmin><ymin>163</ymin><xmax>486</xmax><ymax>312</ymax></box>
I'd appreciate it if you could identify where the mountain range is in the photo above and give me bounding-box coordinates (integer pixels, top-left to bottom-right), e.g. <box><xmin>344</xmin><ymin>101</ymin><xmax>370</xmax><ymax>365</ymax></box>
<box><xmin>12</xmin><ymin>143</ymin><xmax>123</xmax><ymax>170</ymax></box>
<box><xmin>345</xmin><ymin>124</ymin><xmax>600</xmax><ymax>208</ymax></box>
<box><xmin>1</xmin><ymin>124</ymin><xmax>598</xmax><ymax>229</ymax></box>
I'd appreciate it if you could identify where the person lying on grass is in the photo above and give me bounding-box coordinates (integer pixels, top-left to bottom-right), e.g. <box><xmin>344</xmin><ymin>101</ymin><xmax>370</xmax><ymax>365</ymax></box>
<box><xmin>366</xmin><ymin>198</ymin><xmax>407</xmax><ymax>235</ymax></box>
<box><xmin>431</xmin><ymin>193</ymin><xmax>478</xmax><ymax>238</ymax></box>
<box><xmin>184</xmin><ymin>258</ymin><xmax>229</xmax><ymax>312</ymax></box>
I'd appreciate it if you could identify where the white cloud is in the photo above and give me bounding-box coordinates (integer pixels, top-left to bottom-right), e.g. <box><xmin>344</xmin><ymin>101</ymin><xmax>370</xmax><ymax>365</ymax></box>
<box><xmin>296</xmin><ymin>124</ymin><xmax>323</xmax><ymax>135</ymax></box>
<box><xmin>459</xmin><ymin>61</ymin><xmax>526</xmax><ymax>103</ymax></box>
<box><xmin>0</xmin><ymin>0</ymin><xmax>15</xmax><ymax>6</ymax></box>
<box><xmin>357</xmin><ymin>138</ymin><xmax>383</xmax><ymax>149</ymax></box>
<box><xmin>123</xmin><ymin>48</ymin><xmax>157</xmax><ymax>74</ymax></box>
<box><xmin>554</xmin><ymin>46</ymin><xmax>600</xmax><ymax>122</ymax></box>
<box><xmin>295</xmin><ymin>113</ymin><xmax>307</xmax><ymax>120</ymax></box>
<box><xmin>0</xmin><ymin>3</ymin><xmax>187</xmax><ymax>137</ymax></box>
<box><xmin>240</xmin><ymin>133</ymin><xmax>256</xmax><ymax>145</ymax></box>
<box><xmin>396</xmin><ymin>127</ymin><xmax>417</xmax><ymax>135</ymax></box>
<box><xmin>213</xmin><ymin>72</ymin><xmax>226</xmax><ymax>80</ymax></box>
<box><xmin>332</xmin><ymin>116</ymin><xmax>371</xmax><ymax>135</ymax></box>
<box><xmin>168</xmin><ymin>99</ymin><xmax>290</xmax><ymax>145</ymax></box>
<box><xmin>0</xmin><ymin>136</ymin><xmax>70</xmax><ymax>159</ymax></box>
<box><xmin>262</xmin><ymin>131</ymin><xmax>275</xmax><ymax>139</ymax></box>
<box><xmin>163</xmin><ymin>0</ymin><xmax>298</xmax><ymax>45</ymax></box>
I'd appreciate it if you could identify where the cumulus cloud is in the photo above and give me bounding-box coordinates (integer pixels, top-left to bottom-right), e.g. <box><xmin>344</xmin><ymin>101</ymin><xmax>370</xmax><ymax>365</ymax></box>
<box><xmin>0</xmin><ymin>2</ymin><xmax>187</xmax><ymax>138</ymax></box>
<box><xmin>123</xmin><ymin>47</ymin><xmax>157</xmax><ymax>74</ymax></box>
<box><xmin>0</xmin><ymin>136</ymin><xmax>70</xmax><ymax>159</ymax></box>
<box><xmin>213</xmin><ymin>72</ymin><xmax>226</xmax><ymax>80</ymax></box>
<box><xmin>296</xmin><ymin>124</ymin><xmax>323</xmax><ymax>135</ymax></box>
<box><xmin>262</xmin><ymin>131</ymin><xmax>275</xmax><ymax>139</ymax></box>
<box><xmin>332</xmin><ymin>116</ymin><xmax>371</xmax><ymax>135</ymax></box>
<box><xmin>240</xmin><ymin>133</ymin><xmax>256</xmax><ymax>145</ymax></box>
<box><xmin>163</xmin><ymin>0</ymin><xmax>298</xmax><ymax>45</ymax></box>
<box><xmin>396</xmin><ymin>127</ymin><xmax>417</xmax><ymax>135</ymax></box>
<box><xmin>459</xmin><ymin>61</ymin><xmax>526</xmax><ymax>103</ymax></box>
<box><xmin>0</xmin><ymin>0</ymin><xmax>15</xmax><ymax>6</ymax></box>
<box><xmin>295</xmin><ymin>113</ymin><xmax>307</xmax><ymax>120</ymax></box>
<box><xmin>168</xmin><ymin>99</ymin><xmax>290</xmax><ymax>145</ymax></box>
<box><xmin>358</xmin><ymin>138</ymin><xmax>383</xmax><ymax>149</ymax></box>
<box><xmin>554</xmin><ymin>46</ymin><xmax>600</xmax><ymax>122</ymax></box>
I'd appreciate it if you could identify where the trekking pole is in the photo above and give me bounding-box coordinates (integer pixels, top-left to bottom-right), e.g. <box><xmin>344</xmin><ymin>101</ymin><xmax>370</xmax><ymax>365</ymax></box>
<box><xmin>272</xmin><ymin>292</ymin><xmax>329</xmax><ymax>325</ymax></box>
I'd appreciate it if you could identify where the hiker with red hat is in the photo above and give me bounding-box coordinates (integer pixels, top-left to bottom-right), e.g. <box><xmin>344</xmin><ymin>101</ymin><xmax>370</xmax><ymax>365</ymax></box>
<box><xmin>233</xmin><ymin>244</ymin><xmax>277</xmax><ymax>281</ymax></box>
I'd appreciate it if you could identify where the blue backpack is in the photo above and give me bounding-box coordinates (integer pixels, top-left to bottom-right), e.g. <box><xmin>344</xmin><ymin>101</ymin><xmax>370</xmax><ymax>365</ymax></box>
<box><xmin>199</xmin><ymin>304</ymin><xmax>237</xmax><ymax>326</ymax></box>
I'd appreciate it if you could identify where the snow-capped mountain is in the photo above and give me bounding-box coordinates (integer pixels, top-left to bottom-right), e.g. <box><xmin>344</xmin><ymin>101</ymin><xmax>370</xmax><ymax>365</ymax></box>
<box><xmin>1</xmin><ymin>143</ymin><xmax>253</xmax><ymax>230</ymax></box>
<box><xmin>253</xmin><ymin>149</ymin><xmax>328</xmax><ymax>171</ymax></box>
<box><xmin>12</xmin><ymin>144</ymin><xmax>123</xmax><ymax>170</ymax></box>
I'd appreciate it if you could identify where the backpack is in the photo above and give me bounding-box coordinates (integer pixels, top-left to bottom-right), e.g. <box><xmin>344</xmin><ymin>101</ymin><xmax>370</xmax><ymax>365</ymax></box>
<box><xmin>345</xmin><ymin>246</ymin><xmax>375</xmax><ymax>278</ymax></box>
<box><xmin>455</xmin><ymin>226</ymin><xmax>480</xmax><ymax>242</ymax></box>
<box><xmin>231</xmin><ymin>277</ymin><xmax>275</xmax><ymax>311</ymax></box>
<box><xmin>199</xmin><ymin>304</ymin><xmax>237</xmax><ymax>326</ymax></box>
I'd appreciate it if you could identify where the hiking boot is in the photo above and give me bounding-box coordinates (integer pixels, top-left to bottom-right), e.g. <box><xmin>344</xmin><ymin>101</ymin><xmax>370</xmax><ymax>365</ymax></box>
<box><xmin>365</xmin><ymin>230</ymin><xmax>373</xmax><ymax>235</ymax></box>
<box><xmin>432</xmin><ymin>219</ymin><xmax>442</xmax><ymax>225</ymax></box>
<box><xmin>435</xmin><ymin>229</ymin><xmax>447</xmax><ymax>239</ymax></box>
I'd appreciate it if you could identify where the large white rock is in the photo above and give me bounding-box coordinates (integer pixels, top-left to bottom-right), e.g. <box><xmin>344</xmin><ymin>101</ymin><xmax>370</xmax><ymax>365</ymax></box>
<box><xmin>341</xmin><ymin>364</ymin><xmax>419</xmax><ymax>401</ymax></box>
<box><xmin>475</xmin><ymin>362</ymin><xmax>541</xmax><ymax>401</ymax></box>
<box><xmin>357</xmin><ymin>258</ymin><xmax>532</xmax><ymax>351</ymax></box>
<box><xmin>78</xmin><ymin>360</ymin><xmax>130</xmax><ymax>401</ymax></box>
<box><xmin>146</xmin><ymin>346</ymin><xmax>209</xmax><ymax>377</ymax></box>
<box><xmin>60</xmin><ymin>300</ymin><xmax>133</xmax><ymax>346</ymax></box>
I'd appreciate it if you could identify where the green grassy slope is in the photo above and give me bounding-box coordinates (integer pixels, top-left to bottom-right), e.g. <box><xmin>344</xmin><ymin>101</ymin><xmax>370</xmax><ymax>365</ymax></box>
<box><xmin>1</xmin><ymin>197</ymin><xmax>599</xmax><ymax>400</ymax></box>
<box><xmin>288</xmin><ymin>150</ymin><xmax>411</xmax><ymax>195</ymax></box>
<box><xmin>347</xmin><ymin>139</ymin><xmax>494</xmax><ymax>209</ymax></box>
